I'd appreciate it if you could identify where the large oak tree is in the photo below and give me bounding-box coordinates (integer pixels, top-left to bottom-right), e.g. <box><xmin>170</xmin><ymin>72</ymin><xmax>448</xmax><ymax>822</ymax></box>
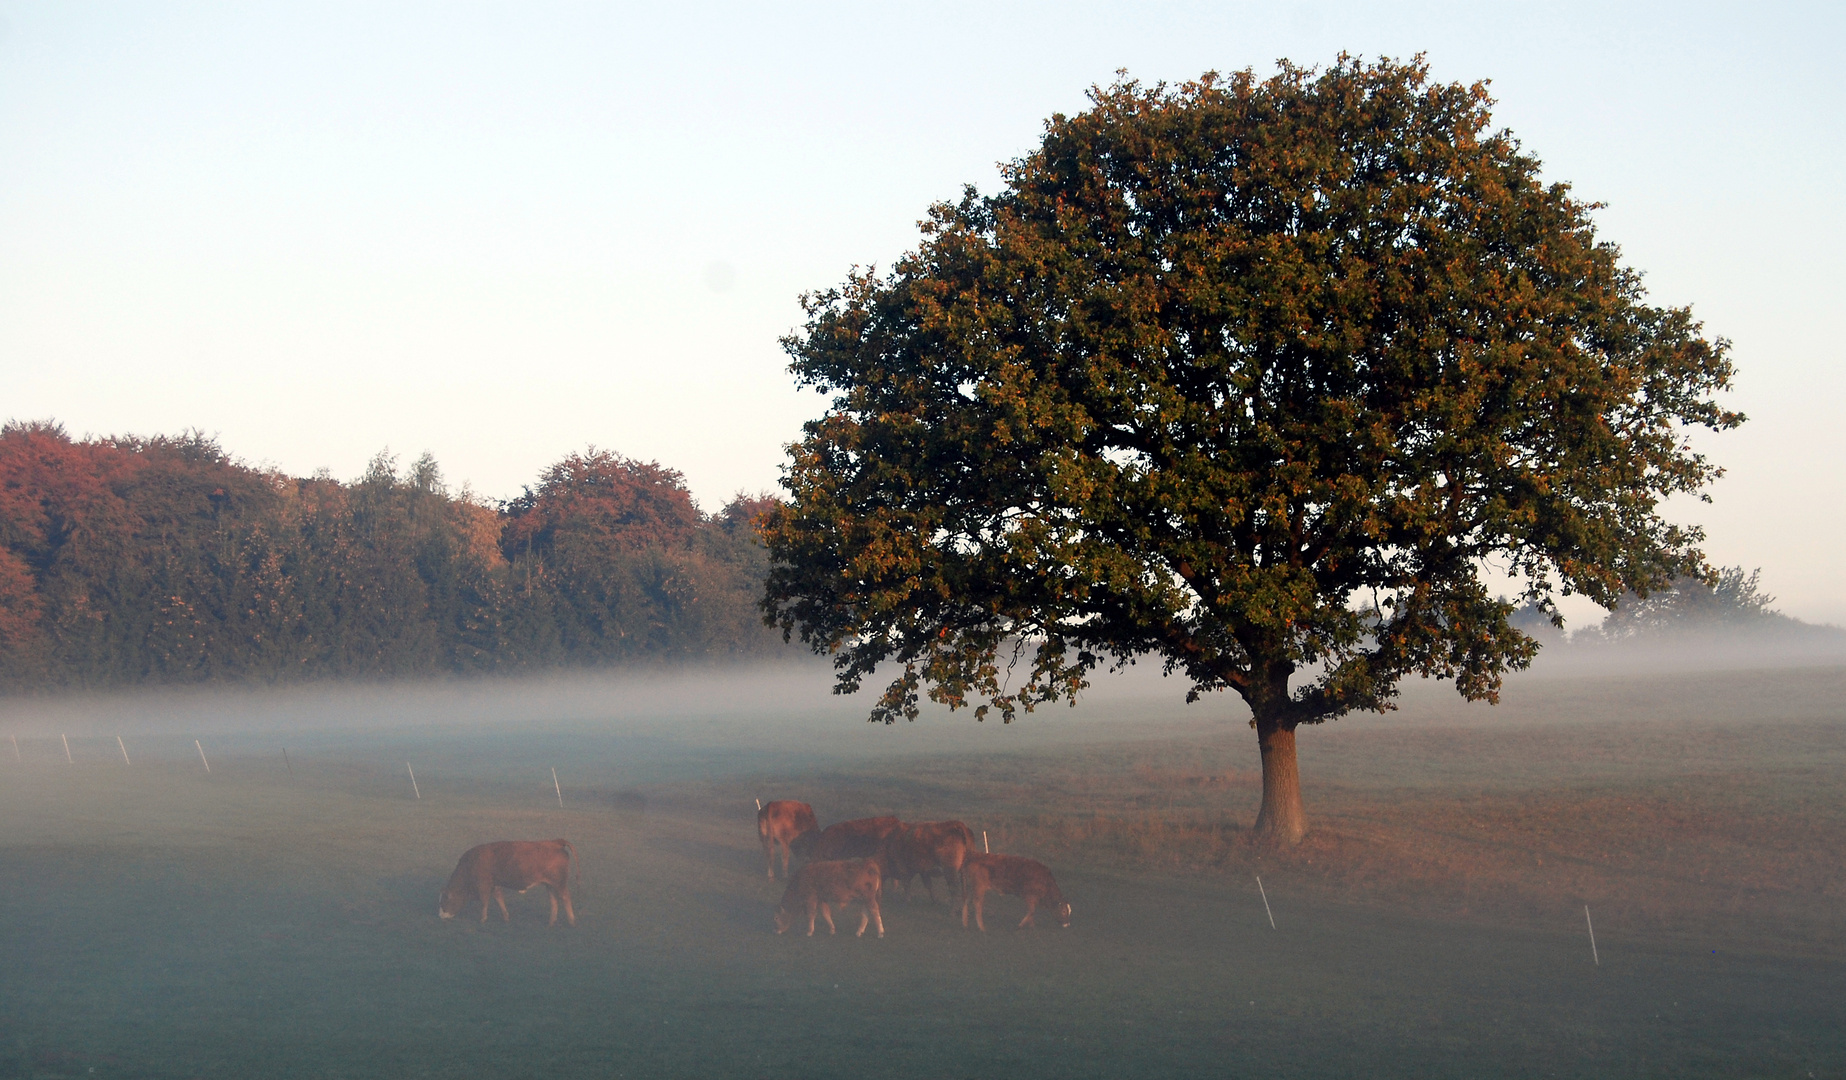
<box><xmin>760</xmin><ymin>57</ymin><xmax>1740</xmax><ymax>843</ymax></box>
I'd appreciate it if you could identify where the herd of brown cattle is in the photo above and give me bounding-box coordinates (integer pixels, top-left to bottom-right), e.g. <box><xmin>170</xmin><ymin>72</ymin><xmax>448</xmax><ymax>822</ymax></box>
<box><xmin>759</xmin><ymin>800</ymin><xmax>1072</xmax><ymax>938</ymax></box>
<box><xmin>434</xmin><ymin>801</ymin><xmax>1071</xmax><ymax>937</ymax></box>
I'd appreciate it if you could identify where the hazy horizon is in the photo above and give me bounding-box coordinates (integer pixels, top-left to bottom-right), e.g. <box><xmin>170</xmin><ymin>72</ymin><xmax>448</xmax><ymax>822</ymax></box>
<box><xmin>7</xmin><ymin>622</ymin><xmax>1841</xmax><ymax>744</ymax></box>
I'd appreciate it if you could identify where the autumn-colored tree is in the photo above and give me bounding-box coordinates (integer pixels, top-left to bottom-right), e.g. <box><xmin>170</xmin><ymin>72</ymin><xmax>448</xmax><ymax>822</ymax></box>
<box><xmin>761</xmin><ymin>57</ymin><xmax>1741</xmax><ymax>843</ymax></box>
<box><xmin>502</xmin><ymin>450</ymin><xmax>703</xmax><ymax>660</ymax></box>
<box><xmin>0</xmin><ymin>422</ymin><xmax>298</xmax><ymax>684</ymax></box>
<box><xmin>0</xmin><ymin>422</ymin><xmax>155</xmax><ymax>682</ymax></box>
<box><xmin>0</xmin><ymin>421</ymin><xmax>139</xmax><ymax>680</ymax></box>
<box><xmin>503</xmin><ymin>450</ymin><xmax>701</xmax><ymax>562</ymax></box>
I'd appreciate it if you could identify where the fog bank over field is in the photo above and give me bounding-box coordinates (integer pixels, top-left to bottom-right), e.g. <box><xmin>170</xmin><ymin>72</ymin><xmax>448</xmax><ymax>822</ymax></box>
<box><xmin>0</xmin><ymin>660</ymin><xmax>1217</xmax><ymax>761</ymax></box>
<box><xmin>0</xmin><ymin>661</ymin><xmax>860</xmax><ymax>742</ymax></box>
<box><xmin>3</xmin><ymin>621</ymin><xmax>1841</xmax><ymax>1078</ymax></box>
<box><xmin>1517</xmin><ymin>617</ymin><xmax>1846</xmax><ymax>677</ymax></box>
<box><xmin>4</xmin><ymin>614</ymin><xmax>1842</xmax><ymax>752</ymax></box>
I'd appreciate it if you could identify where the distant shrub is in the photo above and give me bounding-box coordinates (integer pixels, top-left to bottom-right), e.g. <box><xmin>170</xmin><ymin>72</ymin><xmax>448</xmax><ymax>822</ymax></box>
<box><xmin>1583</xmin><ymin>566</ymin><xmax>1823</xmax><ymax>642</ymax></box>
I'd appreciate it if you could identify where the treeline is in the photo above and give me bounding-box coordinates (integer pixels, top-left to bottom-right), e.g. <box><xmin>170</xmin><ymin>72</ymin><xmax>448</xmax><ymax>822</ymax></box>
<box><xmin>0</xmin><ymin>421</ymin><xmax>786</xmax><ymax>692</ymax></box>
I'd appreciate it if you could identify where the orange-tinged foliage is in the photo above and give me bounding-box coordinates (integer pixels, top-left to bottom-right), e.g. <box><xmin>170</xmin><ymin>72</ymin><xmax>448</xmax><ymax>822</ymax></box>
<box><xmin>502</xmin><ymin>449</ymin><xmax>699</xmax><ymax>562</ymax></box>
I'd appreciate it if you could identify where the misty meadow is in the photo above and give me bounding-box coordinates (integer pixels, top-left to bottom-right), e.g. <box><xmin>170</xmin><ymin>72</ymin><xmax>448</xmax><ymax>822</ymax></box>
<box><xmin>3</xmin><ymin>24</ymin><xmax>1844</xmax><ymax>1080</ymax></box>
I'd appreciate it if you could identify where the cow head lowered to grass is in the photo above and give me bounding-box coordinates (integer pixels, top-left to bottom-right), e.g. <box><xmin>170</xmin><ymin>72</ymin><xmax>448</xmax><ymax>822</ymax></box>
<box><xmin>438</xmin><ymin>839</ymin><xmax>578</xmax><ymax>926</ymax></box>
<box><xmin>959</xmin><ymin>853</ymin><xmax>1071</xmax><ymax>931</ymax></box>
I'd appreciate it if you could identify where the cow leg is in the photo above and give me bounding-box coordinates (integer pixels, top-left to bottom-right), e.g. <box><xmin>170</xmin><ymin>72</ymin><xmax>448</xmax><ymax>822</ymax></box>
<box><xmin>870</xmin><ymin>893</ymin><xmax>885</xmax><ymax>938</ymax></box>
<box><xmin>1019</xmin><ymin>896</ymin><xmax>1038</xmax><ymax>929</ymax></box>
<box><xmin>973</xmin><ymin>885</ymin><xmax>988</xmax><ymax>932</ymax></box>
<box><xmin>763</xmin><ymin>836</ymin><xmax>775</xmax><ymax>879</ymax></box>
<box><xmin>546</xmin><ymin>887</ymin><xmax>559</xmax><ymax>926</ymax></box>
<box><xmin>558</xmin><ymin>883</ymin><xmax>576</xmax><ymax>928</ymax></box>
<box><xmin>855</xmin><ymin>903</ymin><xmax>870</xmax><ymax>937</ymax></box>
<box><xmin>820</xmin><ymin>903</ymin><xmax>837</xmax><ymax>935</ymax></box>
<box><xmin>922</xmin><ymin>870</ymin><xmax>942</xmax><ymax>905</ymax></box>
<box><xmin>495</xmin><ymin>887</ymin><xmax>511</xmax><ymax>923</ymax></box>
<box><xmin>478</xmin><ymin>888</ymin><xmax>492</xmax><ymax>924</ymax></box>
<box><xmin>806</xmin><ymin>895</ymin><xmax>819</xmax><ymax>936</ymax></box>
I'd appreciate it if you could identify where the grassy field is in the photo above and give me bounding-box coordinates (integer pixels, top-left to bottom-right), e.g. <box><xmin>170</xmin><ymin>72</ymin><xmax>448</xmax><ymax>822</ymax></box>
<box><xmin>1</xmin><ymin>663</ymin><xmax>1842</xmax><ymax>1078</ymax></box>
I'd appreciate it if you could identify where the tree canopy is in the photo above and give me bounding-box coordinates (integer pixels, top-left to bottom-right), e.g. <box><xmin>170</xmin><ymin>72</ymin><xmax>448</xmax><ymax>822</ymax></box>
<box><xmin>760</xmin><ymin>56</ymin><xmax>1741</xmax><ymax>842</ymax></box>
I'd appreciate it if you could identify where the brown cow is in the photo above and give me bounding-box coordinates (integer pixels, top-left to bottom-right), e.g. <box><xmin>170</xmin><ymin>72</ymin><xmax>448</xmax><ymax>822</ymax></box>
<box><xmin>809</xmin><ymin>815</ymin><xmax>904</xmax><ymax>862</ymax></box>
<box><xmin>439</xmin><ymin>839</ymin><xmax>578</xmax><ymax>927</ymax></box>
<box><xmin>959</xmin><ymin>853</ymin><xmax>1071</xmax><ymax>930</ymax></box>
<box><xmin>879</xmin><ymin>820</ymin><xmax>975</xmax><ymax>903</ymax></box>
<box><xmin>773</xmin><ymin>857</ymin><xmax>886</xmax><ymax>938</ymax></box>
<box><xmin>757</xmin><ymin>799</ymin><xmax>819</xmax><ymax>880</ymax></box>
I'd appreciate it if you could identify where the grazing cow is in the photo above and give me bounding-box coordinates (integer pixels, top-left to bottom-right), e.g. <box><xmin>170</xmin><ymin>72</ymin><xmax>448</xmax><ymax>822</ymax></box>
<box><xmin>879</xmin><ymin>820</ymin><xmax>975</xmax><ymax>903</ymax></box>
<box><xmin>959</xmin><ymin>853</ymin><xmax>1071</xmax><ymax>930</ymax></box>
<box><xmin>439</xmin><ymin>839</ymin><xmax>578</xmax><ymax>927</ymax></box>
<box><xmin>773</xmin><ymin>857</ymin><xmax>886</xmax><ymax>938</ymax></box>
<box><xmin>809</xmin><ymin>815</ymin><xmax>904</xmax><ymax>862</ymax></box>
<box><xmin>757</xmin><ymin>799</ymin><xmax>819</xmax><ymax>880</ymax></box>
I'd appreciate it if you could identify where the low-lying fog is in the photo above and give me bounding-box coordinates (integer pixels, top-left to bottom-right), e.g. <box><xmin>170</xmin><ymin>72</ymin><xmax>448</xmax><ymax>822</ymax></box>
<box><xmin>4</xmin><ymin>627</ymin><xmax>1841</xmax><ymax>1079</ymax></box>
<box><xmin>4</xmin><ymin>624</ymin><xmax>1841</xmax><ymax>766</ymax></box>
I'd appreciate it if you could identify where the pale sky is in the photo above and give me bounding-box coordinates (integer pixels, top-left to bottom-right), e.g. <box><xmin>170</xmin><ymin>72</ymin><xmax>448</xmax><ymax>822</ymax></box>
<box><xmin>3</xmin><ymin>2</ymin><xmax>1842</xmax><ymax>625</ymax></box>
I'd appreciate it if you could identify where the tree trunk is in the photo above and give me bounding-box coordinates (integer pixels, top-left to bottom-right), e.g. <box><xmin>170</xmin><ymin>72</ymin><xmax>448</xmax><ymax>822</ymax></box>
<box><xmin>1252</xmin><ymin>720</ymin><xmax>1306</xmax><ymax>845</ymax></box>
